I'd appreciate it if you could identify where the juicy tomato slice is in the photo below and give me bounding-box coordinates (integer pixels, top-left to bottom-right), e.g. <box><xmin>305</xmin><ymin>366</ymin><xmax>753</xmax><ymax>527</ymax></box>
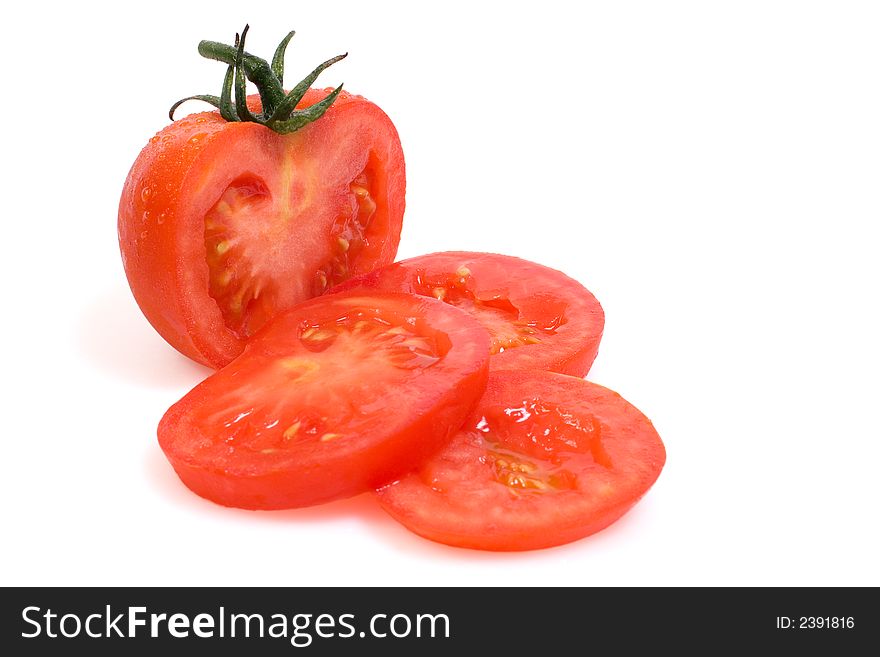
<box><xmin>119</xmin><ymin>89</ymin><xmax>405</xmax><ymax>368</ymax></box>
<box><xmin>331</xmin><ymin>252</ymin><xmax>604</xmax><ymax>376</ymax></box>
<box><xmin>376</xmin><ymin>370</ymin><xmax>665</xmax><ymax>551</ymax></box>
<box><xmin>158</xmin><ymin>292</ymin><xmax>490</xmax><ymax>510</ymax></box>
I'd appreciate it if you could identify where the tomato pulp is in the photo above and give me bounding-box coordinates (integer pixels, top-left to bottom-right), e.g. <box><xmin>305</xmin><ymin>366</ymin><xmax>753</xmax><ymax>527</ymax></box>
<box><xmin>119</xmin><ymin>90</ymin><xmax>405</xmax><ymax>368</ymax></box>
<box><xmin>332</xmin><ymin>252</ymin><xmax>604</xmax><ymax>375</ymax></box>
<box><xmin>158</xmin><ymin>292</ymin><xmax>490</xmax><ymax>509</ymax></box>
<box><xmin>377</xmin><ymin>370</ymin><xmax>665</xmax><ymax>551</ymax></box>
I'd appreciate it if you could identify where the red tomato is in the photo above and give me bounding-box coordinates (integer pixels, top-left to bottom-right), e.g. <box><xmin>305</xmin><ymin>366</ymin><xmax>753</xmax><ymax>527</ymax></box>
<box><xmin>119</xmin><ymin>88</ymin><xmax>405</xmax><ymax>368</ymax></box>
<box><xmin>158</xmin><ymin>292</ymin><xmax>490</xmax><ymax>509</ymax></box>
<box><xmin>376</xmin><ymin>370</ymin><xmax>665</xmax><ymax>551</ymax></box>
<box><xmin>332</xmin><ymin>252</ymin><xmax>604</xmax><ymax>375</ymax></box>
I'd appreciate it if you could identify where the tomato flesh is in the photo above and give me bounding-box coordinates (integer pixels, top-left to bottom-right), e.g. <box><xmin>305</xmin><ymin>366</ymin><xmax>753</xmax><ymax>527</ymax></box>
<box><xmin>119</xmin><ymin>89</ymin><xmax>405</xmax><ymax>367</ymax></box>
<box><xmin>158</xmin><ymin>292</ymin><xmax>490</xmax><ymax>509</ymax></box>
<box><xmin>202</xmin><ymin>162</ymin><xmax>381</xmax><ymax>338</ymax></box>
<box><xmin>376</xmin><ymin>370</ymin><xmax>665</xmax><ymax>551</ymax></box>
<box><xmin>331</xmin><ymin>252</ymin><xmax>604</xmax><ymax>375</ymax></box>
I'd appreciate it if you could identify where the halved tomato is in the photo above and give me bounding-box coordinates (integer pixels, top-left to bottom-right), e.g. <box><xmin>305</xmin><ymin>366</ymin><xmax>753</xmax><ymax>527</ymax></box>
<box><xmin>158</xmin><ymin>292</ymin><xmax>490</xmax><ymax>509</ymax></box>
<box><xmin>331</xmin><ymin>252</ymin><xmax>604</xmax><ymax>375</ymax></box>
<box><xmin>376</xmin><ymin>370</ymin><xmax>665</xmax><ymax>551</ymax></box>
<box><xmin>119</xmin><ymin>88</ymin><xmax>405</xmax><ymax>368</ymax></box>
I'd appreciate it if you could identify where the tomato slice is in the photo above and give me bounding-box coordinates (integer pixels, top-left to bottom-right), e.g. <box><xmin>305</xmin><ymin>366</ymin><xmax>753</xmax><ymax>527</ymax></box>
<box><xmin>376</xmin><ymin>370</ymin><xmax>665</xmax><ymax>551</ymax></box>
<box><xmin>158</xmin><ymin>292</ymin><xmax>489</xmax><ymax>509</ymax></box>
<box><xmin>331</xmin><ymin>252</ymin><xmax>604</xmax><ymax>375</ymax></box>
<box><xmin>119</xmin><ymin>89</ymin><xmax>405</xmax><ymax>368</ymax></box>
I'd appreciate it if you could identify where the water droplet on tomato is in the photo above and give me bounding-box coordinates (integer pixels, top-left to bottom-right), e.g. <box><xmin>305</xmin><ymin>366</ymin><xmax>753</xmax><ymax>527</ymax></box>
<box><xmin>157</xmin><ymin>212</ymin><xmax>166</xmax><ymax>225</ymax></box>
<box><xmin>149</xmin><ymin>135</ymin><xmax>160</xmax><ymax>144</ymax></box>
<box><xmin>141</xmin><ymin>187</ymin><xmax>151</xmax><ymax>202</ymax></box>
<box><xmin>143</xmin><ymin>211</ymin><xmax>151</xmax><ymax>223</ymax></box>
<box><xmin>140</xmin><ymin>230</ymin><xmax>148</xmax><ymax>239</ymax></box>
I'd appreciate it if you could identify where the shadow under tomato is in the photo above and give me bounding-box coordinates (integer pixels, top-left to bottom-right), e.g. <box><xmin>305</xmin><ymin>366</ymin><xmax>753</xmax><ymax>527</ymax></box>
<box><xmin>145</xmin><ymin>443</ymin><xmax>658</xmax><ymax>561</ymax></box>
<box><xmin>77</xmin><ymin>284</ymin><xmax>211</xmax><ymax>389</ymax></box>
<box><xmin>146</xmin><ymin>446</ymin><xmax>394</xmax><ymax>520</ymax></box>
<box><xmin>346</xmin><ymin>490</ymin><xmax>664</xmax><ymax>561</ymax></box>
<box><xmin>146</xmin><ymin>444</ymin><xmax>478</xmax><ymax>556</ymax></box>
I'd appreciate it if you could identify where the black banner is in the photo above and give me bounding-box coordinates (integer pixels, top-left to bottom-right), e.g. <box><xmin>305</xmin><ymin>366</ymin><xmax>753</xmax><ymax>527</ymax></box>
<box><xmin>1</xmin><ymin>587</ymin><xmax>874</xmax><ymax>654</ymax></box>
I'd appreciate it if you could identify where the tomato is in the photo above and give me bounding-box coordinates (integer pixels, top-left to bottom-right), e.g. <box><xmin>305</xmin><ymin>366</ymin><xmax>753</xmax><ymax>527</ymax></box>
<box><xmin>331</xmin><ymin>252</ymin><xmax>604</xmax><ymax>376</ymax></box>
<box><xmin>376</xmin><ymin>370</ymin><xmax>665</xmax><ymax>551</ymax></box>
<box><xmin>158</xmin><ymin>292</ymin><xmax>490</xmax><ymax>509</ymax></box>
<box><xmin>120</xmin><ymin>56</ymin><xmax>405</xmax><ymax>368</ymax></box>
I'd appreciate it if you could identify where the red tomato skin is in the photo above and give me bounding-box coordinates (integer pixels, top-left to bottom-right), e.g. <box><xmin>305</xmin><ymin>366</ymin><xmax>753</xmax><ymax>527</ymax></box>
<box><xmin>158</xmin><ymin>292</ymin><xmax>490</xmax><ymax>509</ymax></box>
<box><xmin>331</xmin><ymin>251</ymin><xmax>604</xmax><ymax>376</ymax></box>
<box><xmin>119</xmin><ymin>90</ymin><xmax>405</xmax><ymax>368</ymax></box>
<box><xmin>377</xmin><ymin>370</ymin><xmax>665</xmax><ymax>551</ymax></box>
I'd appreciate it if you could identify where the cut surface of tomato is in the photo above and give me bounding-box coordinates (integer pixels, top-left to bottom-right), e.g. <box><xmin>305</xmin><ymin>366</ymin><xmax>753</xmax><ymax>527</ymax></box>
<box><xmin>119</xmin><ymin>89</ymin><xmax>405</xmax><ymax>368</ymax></box>
<box><xmin>158</xmin><ymin>292</ymin><xmax>490</xmax><ymax>509</ymax></box>
<box><xmin>332</xmin><ymin>252</ymin><xmax>603</xmax><ymax>375</ymax></box>
<box><xmin>376</xmin><ymin>370</ymin><xmax>665</xmax><ymax>551</ymax></box>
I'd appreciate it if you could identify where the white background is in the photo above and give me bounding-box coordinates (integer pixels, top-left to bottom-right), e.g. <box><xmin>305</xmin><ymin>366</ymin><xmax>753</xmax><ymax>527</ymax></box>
<box><xmin>2</xmin><ymin>1</ymin><xmax>878</xmax><ymax>586</ymax></box>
